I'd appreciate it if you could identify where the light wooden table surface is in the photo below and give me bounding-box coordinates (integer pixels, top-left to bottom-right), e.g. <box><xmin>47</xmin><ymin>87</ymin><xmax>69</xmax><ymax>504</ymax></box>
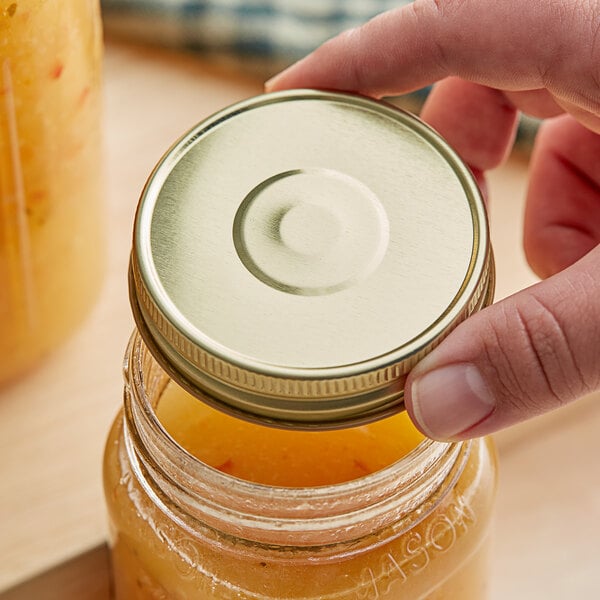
<box><xmin>1</xmin><ymin>39</ymin><xmax>598</xmax><ymax>599</ymax></box>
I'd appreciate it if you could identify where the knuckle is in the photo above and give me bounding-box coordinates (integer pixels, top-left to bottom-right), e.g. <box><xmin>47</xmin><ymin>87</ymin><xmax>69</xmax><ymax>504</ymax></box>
<box><xmin>328</xmin><ymin>26</ymin><xmax>369</xmax><ymax>92</ymax></box>
<box><xmin>479</xmin><ymin>294</ymin><xmax>588</xmax><ymax>413</ymax></box>
<box><xmin>409</xmin><ymin>0</ymin><xmax>469</xmax><ymax>73</ymax></box>
<box><xmin>549</xmin><ymin>273</ymin><xmax>600</xmax><ymax>391</ymax></box>
<box><xmin>409</xmin><ymin>0</ymin><xmax>448</xmax><ymax>69</ymax></box>
<box><xmin>514</xmin><ymin>297</ymin><xmax>577</xmax><ymax>402</ymax></box>
<box><xmin>415</xmin><ymin>0</ymin><xmax>465</xmax><ymax>18</ymax></box>
<box><xmin>477</xmin><ymin>310</ymin><xmax>543</xmax><ymax>415</ymax></box>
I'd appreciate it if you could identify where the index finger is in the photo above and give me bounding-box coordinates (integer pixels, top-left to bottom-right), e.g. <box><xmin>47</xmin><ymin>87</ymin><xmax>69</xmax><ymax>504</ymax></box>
<box><xmin>266</xmin><ymin>0</ymin><xmax>591</xmax><ymax>102</ymax></box>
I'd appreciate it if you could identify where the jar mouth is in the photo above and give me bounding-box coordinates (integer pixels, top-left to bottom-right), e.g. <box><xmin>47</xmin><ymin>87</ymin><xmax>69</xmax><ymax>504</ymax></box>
<box><xmin>124</xmin><ymin>331</ymin><xmax>469</xmax><ymax>556</ymax></box>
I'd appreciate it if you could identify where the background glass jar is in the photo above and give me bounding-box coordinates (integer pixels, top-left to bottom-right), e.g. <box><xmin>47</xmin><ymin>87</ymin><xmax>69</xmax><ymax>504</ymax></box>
<box><xmin>0</xmin><ymin>0</ymin><xmax>104</xmax><ymax>385</ymax></box>
<box><xmin>104</xmin><ymin>332</ymin><xmax>497</xmax><ymax>600</ymax></box>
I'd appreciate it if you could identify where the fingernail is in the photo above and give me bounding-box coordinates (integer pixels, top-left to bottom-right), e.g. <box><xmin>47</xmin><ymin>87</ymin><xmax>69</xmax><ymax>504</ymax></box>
<box><xmin>265</xmin><ymin>57</ymin><xmax>307</xmax><ymax>92</ymax></box>
<box><xmin>264</xmin><ymin>67</ymin><xmax>292</xmax><ymax>92</ymax></box>
<box><xmin>410</xmin><ymin>363</ymin><xmax>495</xmax><ymax>439</ymax></box>
<box><xmin>264</xmin><ymin>74</ymin><xmax>279</xmax><ymax>92</ymax></box>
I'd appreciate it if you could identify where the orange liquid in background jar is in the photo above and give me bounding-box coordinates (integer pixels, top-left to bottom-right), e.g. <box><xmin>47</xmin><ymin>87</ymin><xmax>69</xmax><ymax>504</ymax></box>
<box><xmin>104</xmin><ymin>379</ymin><xmax>497</xmax><ymax>599</ymax></box>
<box><xmin>0</xmin><ymin>0</ymin><xmax>104</xmax><ymax>385</ymax></box>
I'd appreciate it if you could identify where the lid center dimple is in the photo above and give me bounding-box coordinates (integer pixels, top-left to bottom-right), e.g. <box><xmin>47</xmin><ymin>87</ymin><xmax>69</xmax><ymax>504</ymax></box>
<box><xmin>278</xmin><ymin>203</ymin><xmax>340</xmax><ymax>257</ymax></box>
<box><xmin>233</xmin><ymin>168</ymin><xmax>390</xmax><ymax>296</ymax></box>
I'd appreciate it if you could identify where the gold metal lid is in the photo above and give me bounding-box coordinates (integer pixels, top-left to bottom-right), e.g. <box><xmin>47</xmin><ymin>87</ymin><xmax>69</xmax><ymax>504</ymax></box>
<box><xmin>129</xmin><ymin>90</ymin><xmax>494</xmax><ymax>429</ymax></box>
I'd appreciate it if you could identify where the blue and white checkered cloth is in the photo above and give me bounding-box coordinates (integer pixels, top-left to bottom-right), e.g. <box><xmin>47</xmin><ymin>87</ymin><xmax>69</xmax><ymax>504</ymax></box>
<box><xmin>101</xmin><ymin>0</ymin><xmax>538</xmax><ymax>152</ymax></box>
<box><xmin>101</xmin><ymin>0</ymin><xmax>403</xmax><ymax>73</ymax></box>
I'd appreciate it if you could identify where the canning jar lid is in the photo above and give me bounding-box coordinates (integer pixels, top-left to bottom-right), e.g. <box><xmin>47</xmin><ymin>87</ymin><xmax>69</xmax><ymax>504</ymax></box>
<box><xmin>129</xmin><ymin>89</ymin><xmax>494</xmax><ymax>429</ymax></box>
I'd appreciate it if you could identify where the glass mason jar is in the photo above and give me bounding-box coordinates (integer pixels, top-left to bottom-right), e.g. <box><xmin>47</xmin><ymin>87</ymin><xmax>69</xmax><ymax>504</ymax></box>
<box><xmin>0</xmin><ymin>0</ymin><xmax>104</xmax><ymax>385</ymax></box>
<box><xmin>103</xmin><ymin>91</ymin><xmax>497</xmax><ymax>598</ymax></box>
<box><xmin>103</xmin><ymin>332</ymin><xmax>497</xmax><ymax>599</ymax></box>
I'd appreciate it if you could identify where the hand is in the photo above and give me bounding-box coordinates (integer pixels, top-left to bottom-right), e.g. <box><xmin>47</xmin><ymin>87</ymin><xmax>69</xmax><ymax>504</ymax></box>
<box><xmin>266</xmin><ymin>0</ymin><xmax>600</xmax><ymax>440</ymax></box>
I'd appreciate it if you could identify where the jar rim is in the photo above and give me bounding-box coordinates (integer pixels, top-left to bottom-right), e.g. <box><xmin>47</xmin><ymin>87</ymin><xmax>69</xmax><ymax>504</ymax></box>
<box><xmin>123</xmin><ymin>331</ymin><xmax>470</xmax><ymax>555</ymax></box>
<box><xmin>127</xmin><ymin>330</ymin><xmax>457</xmax><ymax>494</ymax></box>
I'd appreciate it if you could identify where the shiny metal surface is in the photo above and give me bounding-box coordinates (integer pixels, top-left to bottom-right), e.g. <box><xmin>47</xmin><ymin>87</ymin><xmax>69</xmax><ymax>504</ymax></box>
<box><xmin>130</xmin><ymin>90</ymin><xmax>493</xmax><ymax>429</ymax></box>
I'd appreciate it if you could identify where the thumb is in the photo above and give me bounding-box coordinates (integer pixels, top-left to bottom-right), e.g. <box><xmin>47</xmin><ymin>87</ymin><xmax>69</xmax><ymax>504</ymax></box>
<box><xmin>404</xmin><ymin>247</ymin><xmax>600</xmax><ymax>440</ymax></box>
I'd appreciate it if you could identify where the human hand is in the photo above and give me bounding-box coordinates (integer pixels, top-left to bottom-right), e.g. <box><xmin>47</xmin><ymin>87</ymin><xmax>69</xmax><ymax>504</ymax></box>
<box><xmin>266</xmin><ymin>0</ymin><xmax>600</xmax><ymax>440</ymax></box>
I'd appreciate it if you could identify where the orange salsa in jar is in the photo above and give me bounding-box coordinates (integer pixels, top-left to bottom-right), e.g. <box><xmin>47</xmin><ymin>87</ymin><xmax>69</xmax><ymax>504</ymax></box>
<box><xmin>104</xmin><ymin>335</ymin><xmax>497</xmax><ymax>599</ymax></box>
<box><xmin>104</xmin><ymin>91</ymin><xmax>497</xmax><ymax>598</ymax></box>
<box><xmin>0</xmin><ymin>0</ymin><xmax>104</xmax><ymax>384</ymax></box>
